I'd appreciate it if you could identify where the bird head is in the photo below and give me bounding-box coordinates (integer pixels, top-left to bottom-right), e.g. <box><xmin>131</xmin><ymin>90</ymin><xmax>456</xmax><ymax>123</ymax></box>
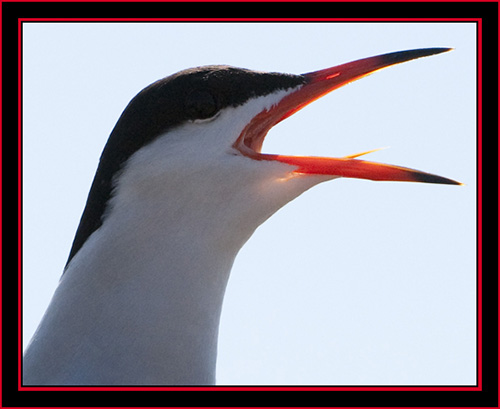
<box><xmin>67</xmin><ymin>48</ymin><xmax>460</xmax><ymax>265</ymax></box>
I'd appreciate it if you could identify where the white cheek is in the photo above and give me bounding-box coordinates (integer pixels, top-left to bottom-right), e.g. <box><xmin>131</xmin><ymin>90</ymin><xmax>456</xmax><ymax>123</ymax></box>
<box><xmin>123</xmin><ymin>86</ymin><xmax>304</xmax><ymax>176</ymax></box>
<box><xmin>181</xmin><ymin>87</ymin><xmax>301</xmax><ymax>153</ymax></box>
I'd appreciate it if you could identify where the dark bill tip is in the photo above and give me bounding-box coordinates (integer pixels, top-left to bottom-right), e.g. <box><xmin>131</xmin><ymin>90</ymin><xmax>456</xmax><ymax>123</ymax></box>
<box><xmin>378</xmin><ymin>47</ymin><xmax>453</xmax><ymax>67</ymax></box>
<box><xmin>411</xmin><ymin>171</ymin><xmax>463</xmax><ymax>185</ymax></box>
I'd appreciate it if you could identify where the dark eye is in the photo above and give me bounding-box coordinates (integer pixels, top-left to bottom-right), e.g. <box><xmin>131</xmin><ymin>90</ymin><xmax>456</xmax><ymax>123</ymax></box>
<box><xmin>185</xmin><ymin>90</ymin><xmax>218</xmax><ymax>120</ymax></box>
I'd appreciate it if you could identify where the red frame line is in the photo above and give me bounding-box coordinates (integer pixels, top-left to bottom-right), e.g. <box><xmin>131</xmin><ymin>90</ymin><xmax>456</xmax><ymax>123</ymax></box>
<box><xmin>16</xmin><ymin>17</ymin><xmax>483</xmax><ymax>394</ymax></box>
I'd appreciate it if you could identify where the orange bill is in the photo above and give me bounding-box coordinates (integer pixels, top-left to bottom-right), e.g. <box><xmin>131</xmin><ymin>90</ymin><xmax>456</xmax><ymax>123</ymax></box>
<box><xmin>235</xmin><ymin>48</ymin><xmax>461</xmax><ymax>185</ymax></box>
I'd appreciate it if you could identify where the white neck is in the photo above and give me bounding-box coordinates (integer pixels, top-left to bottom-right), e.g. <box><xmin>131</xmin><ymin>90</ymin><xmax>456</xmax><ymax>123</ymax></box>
<box><xmin>23</xmin><ymin>93</ymin><xmax>334</xmax><ymax>386</ymax></box>
<box><xmin>24</xmin><ymin>219</ymin><xmax>236</xmax><ymax>385</ymax></box>
<box><xmin>23</xmin><ymin>154</ymin><xmax>257</xmax><ymax>385</ymax></box>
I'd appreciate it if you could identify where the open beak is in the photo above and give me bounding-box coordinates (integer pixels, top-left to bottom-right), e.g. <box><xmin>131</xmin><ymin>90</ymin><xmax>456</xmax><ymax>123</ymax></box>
<box><xmin>236</xmin><ymin>48</ymin><xmax>461</xmax><ymax>185</ymax></box>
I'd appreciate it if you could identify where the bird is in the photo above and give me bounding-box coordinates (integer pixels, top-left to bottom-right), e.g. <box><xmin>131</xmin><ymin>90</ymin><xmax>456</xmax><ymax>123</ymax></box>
<box><xmin>23</xmin><ymin>48</ymin><xmax>460</xmax><ymax>386</ymax></box>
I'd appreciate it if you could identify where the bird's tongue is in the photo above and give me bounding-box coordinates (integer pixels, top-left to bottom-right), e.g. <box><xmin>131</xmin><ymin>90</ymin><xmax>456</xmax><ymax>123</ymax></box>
<box><xmin>238</xmin><ymin>48</ymin><xmax>460</xmax><ymax>185</ymax></box>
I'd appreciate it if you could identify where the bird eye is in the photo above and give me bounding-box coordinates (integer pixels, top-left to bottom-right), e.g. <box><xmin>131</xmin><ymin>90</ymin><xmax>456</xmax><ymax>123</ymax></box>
<box><xmin>185</xmin><ymin>90</ymin><xmax>218</xmax><ymax>120</ymax></box>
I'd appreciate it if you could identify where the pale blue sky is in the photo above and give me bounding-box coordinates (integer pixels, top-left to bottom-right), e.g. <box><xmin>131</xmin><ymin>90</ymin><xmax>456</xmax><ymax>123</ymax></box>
<box><xmin>22</xmin><ymin>22</ymin><xmax>477</xmax><ymax>385</ymax></box>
